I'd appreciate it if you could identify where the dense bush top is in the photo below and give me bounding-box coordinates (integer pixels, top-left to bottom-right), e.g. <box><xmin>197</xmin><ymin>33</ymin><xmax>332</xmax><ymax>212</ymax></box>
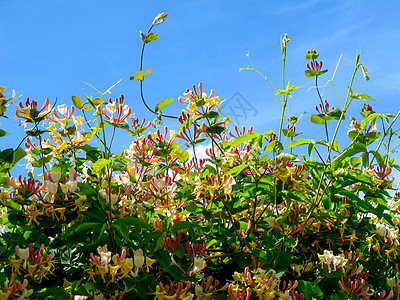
<box><xmin>1</xmin><ymin>13</ymin><xmax>400</xmax><ymax>300</ymax></box>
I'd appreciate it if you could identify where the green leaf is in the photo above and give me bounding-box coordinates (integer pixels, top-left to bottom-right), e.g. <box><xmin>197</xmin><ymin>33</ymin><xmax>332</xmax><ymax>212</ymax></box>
<box><xmin>0</xmin><ymin>129</ymin><xmax>9</xmax><ymax>137</ymax></box>
<box><xmin>82</xmin><ymin>104</ymin><xmax>93</xmax><ymax>111</ymax></box>
<box><xmin>154</xmin><ymin>251</ymin><xmax>171</xmax><ymax>268</ymax></box>
<box><xmin>131</xmin><ymin>71</ymin><xmax>144</xmax><ymax>81</ymax></box>
<box><xmin>93</xmin><ymin>158</ymin><xmax>110</xmax><ymax>172</ymax></box>
<box><xmin>114</xmin><ymin>216</ymin><xmax>150</xmax><ymax>229</ymax></box>
<box><xmin>111</xmin><ymin>223</ymin><xmax>130</xmax><ymax>241</ymax></box>
<box><xmin>352</xmin><ymin>93</ymin><xmax>375</xmax><ymax>101</ymax></box>
<box><xmin>361</xmin><ymin>64</ymin><xmax>370</xmax><ymax>81</ymax></box>
<box><xmin>331</xmin><ymin>143</ymin><xmax>367</xmax><ymax>170</ymax></box>
<box><xmin>0</xmin><ymin>148</ymin><xmax>14</xmax><ymax>164</ymax></box>
<box><xmin>227</xmin><ymin>164</ymin><xmax>248</xmax><ymax>176</ymax></box>
<box><xmin>264</xmin><ymin>140</ymin><xmax>283</xmax><ymax>152</ymax></box>
<box><xmin>155</xmin><ymin>98</ymin><xmax>173</xmax><ymax>113</ymax></box>
<box><xmin>230</xmin><ymin>132</ymin><xmax>260</xmax><ymax>148</ymax></box>
<box><xmin>34</xmin><ymin>287</ymin><xmax>69</xmax><ymax>299</ymax></box>
<box><xmin>282</xmin><ymin>128</ymin><xmax>302</xmax><ymax>137</ymax></box>
<box><xmin>12</xmin><ymin>147</ymin><xmax>26</xmax><ymax>165</ymax></box>
<box><xmin>275</xmin><ymin>81</ymin><xmax>302</xmax><ymax>96</ymax></box>
<box><xmin>31</xmin><ymin>155</ymin><xmax>53</xmax><ymax>167</ymax></box>
<box><xmin>72</xmin><ymin>95</ymin><xmax>84</xmax><ymax>109</ymax></box>
<box><xmin>279</xmin><ymin>189</ymin><xmax>310</xmax><ymax>204</ymax></box>
<box><xmin>170</xmin><ymin>221</ymin><xmax>199</xmax><ymax>232</ymax></box>
<box><xmin>316</xmin><ymin>140</ymin><xmax>339</xmax><ymax>152</ymax></box>
<box><xmin>305</xmin><ymin>69</ymin><xmax>328</xmax><ymax>77</ymax></box>
<box><xmin>92</xmin><ymin>97</ymin><xmax>103</xmax><ymax>106</ymax></box>
<box><xmin>144</xmin><ymin>67</ymin><xmax>151</xmax><ymax>76</ymax></box>
<box><xmin>333</xmin><ymin>168</ymin><xmax>373</xmax><ymax>185</ymax></box>
<box><xmin>91</xmin><ymin>223</ymin><xmax>107</xmax><ymax>245</ymax></box>
<box><xmin>350</xmin><ymin>156</ymin><xmax>361</xmax><ymax>168</ymax></box>
<box><xmin>285</xmin><ymin>139</ymin><xmax>315</xmax><ymax>149</ymax></box>
<box><xmin>306</xmin><ymin>52</ymin><xmax>319</xmax><ymax>60</ymax></box>
<box><xmin>141</xmin><ymin>32</ymin><xmax>159</xmax><ymax>43</ymax></box>
<box><xmin>64</xmin><ymin>221</ymin><xmax>99</xmax><ymax>240</ymax></box>
<box><xmin>167</xmin><ymin>265</ymin><xmax>184</xmax><ymax>280</ymax></box>
<box><xmin>310</xmin><ymin>107</ymin><xmax>342</xmax><ymax>124</ymax></box>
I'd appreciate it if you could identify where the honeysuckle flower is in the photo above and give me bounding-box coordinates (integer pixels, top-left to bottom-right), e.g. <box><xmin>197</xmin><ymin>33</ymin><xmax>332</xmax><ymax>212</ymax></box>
<box><xmin>14</xmin><ymin>244</ymin><xmax>55</xmax><ymax>282</ymax></box>
<box><xmin>7</xmin><ymin>175</ymin><xmax>47</xmax><ymax>198</ymax></box>
<box><xmin>57</xmin><ymin>104</ymin><xmax>68</xmax><ymax>115</ymax></box>
<box><xmin>318</xmin><ymin>250</ymin><xmax>348</xmax><ymax>273</ymax></box>
<box><xmin>0</xmin><ymin>274</ymin><xmax>29</xmax><ymax>300</ymax></box>
<box><xmin>306</xmin><ymin>60</ymin><xmax>323</xmax><ymax>72</ymax></box>
<box><xmin>133</xmin><ymin>249</ymin><xmax>145</xmax><ymax>269</ymax></box>
<box><xmin>97</xmin><ymin>245</ymin><xmax>112</xmax><ymax>271</ymax></box>
<box><xmin>102</xmin><ymin>95</ymin><xmax>131</xmax><ymax>125</ymax></box>
<box><xmin>15</xmin><ymin>246</ymin><xmax>30</xmax><ymax>268</ymax></box>
<box><xmin>316</xmin><ymin>99</ymin><xmax>330</xmax><ymax>114</ymax></box>
<box><xmin>50</xmin><ymin>171</ymin><xmax>62</xmax><ymax>183</ymax></box>
<box><xmin>155</xmin><ymin>281</ymin><xmax>193</xmax><ymax>300</ymax></box>
<box><xmin>145</xmin><ymin>256</ymin><xmax>156</xmax><ymax>272</ymax></box>
<box><xmin>15</xmin><ymin>97</ymin><xmax>50</xmax><ymax>123</ymax></box>
<box><xmin>179</xmin><ymin>83</ymin><xmax>218</xmax><ymax>116</ymax></box>
<box><xmin>189</xmin><ymin>257</ymin><xmax>206</xmax><ymax>276</ymax></box>
<box><xmin>228</xmin><ymin>284</ymin><xmax>252</xmax><ymax>300</ymax></box>
<box><xmin>59</xmin><ymin>182</ymin><xmax>69</xmax><ymax>194</ymax></box>
<box><xmin>361</xmin><ymin>103</ymin><xmax>373</xmax><ymax>113</ymax></box>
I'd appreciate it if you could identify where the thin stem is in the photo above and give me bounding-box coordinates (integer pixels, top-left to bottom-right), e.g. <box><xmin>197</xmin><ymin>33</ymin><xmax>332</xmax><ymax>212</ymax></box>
<box><xmin>244</xmin><ymin>54</ymin><xmax>282</xmax><ymax>105</ymax></box>
<box><xmin>371</xmin><ymin>109</ymin><xmax>400</xmax><ymax>165</ymax></box>
<box><xmin>138</xmin><ymin>24</ymin><xmax>177</xmax><ymax>119</ymax></box>
<box><xmin>221</xmin><ymin>200</ymin><xmax>246</xmax><ymax>249</ymax></box>
<box><xmin>316</xmin><ymin>75</ymin><xmax>329</xmax><ymax>143</ymax></box>
<box><xmin>278</xmin><ymin>47</ymin><xmax>287</xmax><ymax>143</ymax></box>
<box><xmin>327</xmin><ymin>61</ymin><xmax>360</xmax><ymax>162</ymax></box>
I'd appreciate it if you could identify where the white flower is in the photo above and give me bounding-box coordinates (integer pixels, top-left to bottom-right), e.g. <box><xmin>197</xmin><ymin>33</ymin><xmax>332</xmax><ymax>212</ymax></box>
<box><xmin>93</xmin><ymin>292</ymin><xmax>105</xmax><ymax>300</ymax></box>
<box><xmin>69</xmin><ymin>168</ymin><xmax>77</xmax><ymax>181</ymax></box>
<box><xmin>195</xmin><ymin>285</ymin><xmax>203</xmax><ymax>298</ymax></box>
<box><xmin>50</xmin><ymin>171</ymin><xmax>62</xmax><ymax>183</ymax></box>
<box><xmin>57</xmin><ymin>104</ymin><xmax>67</xmax><ymax>115</ymax></box>
<box><xmin>388</xmin><ymin>227</ymin><xmax>399</xmax><ymax>241</ymax></box>
<box><xmin>318</xmin><ymin>250</ymin><xmax>348</xmax><ymax>273</ymax></box>
<box><xmin>106</xmin><ymin>102</ymin><xmax>117</xmax><ymax>115</ymax></box>
<box><xmin>393</xmin><ymin>213</ymin><xmax>400</xmax><ymax>226</ymax></box>
<box><xmin>133</xmin><ymin>249</ymin><xmax>145</xmax><ymax>269</ymax></box>
<box><xmin>97</xmin><ymin>245</ymin><xmax>111</xmax><ymax>267</ymax></box>
<box><xmin>46</xmin><ymin>181</ymin><xmax>58</xmax><ymax>194</ymax></box>
<box><xmin>355</xmin><ymin>264</ymin><xmax>364</xmax><ymax>274</ymax></box>
<box><xmin>67</xmin><ymin>180</ymin><xmax>78</xmax><ymax>193</ymax></box>
<box><xmin>387</xmin><ymin>276</ymin><xmax>397</xmax><ymax>289</ymax></box>
<box><xmin>153</xmin><ymin>178</ymin><xmax>165</xmax><ymax>190</ymax></box>
<box><xmin>190</xmin><ymin>257</ymin><xmax>206</xmax><ymax>275</ymax></box>
<box><xmin>60</xmin><ymin>183</ymin><xmax>69</xmax><ymax>194</ymax></box>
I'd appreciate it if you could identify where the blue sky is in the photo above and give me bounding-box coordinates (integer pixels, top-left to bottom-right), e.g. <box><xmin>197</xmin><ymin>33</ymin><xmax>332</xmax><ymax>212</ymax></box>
<box><xmin>1</xmin><ymin>1</ymin><xmax>400</xmax><ymax>173</ymax></box>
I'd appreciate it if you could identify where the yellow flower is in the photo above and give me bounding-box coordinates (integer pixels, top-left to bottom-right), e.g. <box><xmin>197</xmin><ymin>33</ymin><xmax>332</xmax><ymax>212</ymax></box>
<box><xmin>145</xmin><ymin>256</ymin><xmax>156</xmax><ymax>272</ymax></box>
<box><xmin>9</xmin><ymin>256</ymin><xmax>22</xmax><ymax>274</ymax></box>
<box><xmin>0</xmin><ymin>291</ymin><xmax>11</xmax><ymax>300</ymax></box>
<box><xmin>188</xmin><ymin>102</ymin><xmax>197</xmax><ymax>115</ymax></box>
<box><xmin>47</xmin><ymin>122</ymin><xmax>57</xmax><ymax>132</ymax></box>
<box><xmin>27</xmin><ymin>262</ymin><xmax>38</xmax><ymax>276</ymax></box>
<box><xmin>155</xmin><ymin>285</ymin><xmax>167</xmax><ymax>300</ymax></box>
<box><xmin>109</xmin><ymin>265</ymin><xmax>120</xmax><ymax>282</ymax></box>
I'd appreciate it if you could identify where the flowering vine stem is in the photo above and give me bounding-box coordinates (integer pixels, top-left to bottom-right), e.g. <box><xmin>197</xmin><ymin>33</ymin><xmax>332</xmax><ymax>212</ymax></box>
<box><xmin>300</xmin><ymin>176</ymin><xmax>333</xmax><ymax>236</ymax></box>
<box><xmin>139</xmin><ymin>22</ymin><xmax>177</xmax><ymax>119</ymax></box>
<box><xmin>315</xmin><ymin>74</ymin><xmax>329</xmax><ymax>143</ymax></box>
<box><xmin>371</xmin><ymin>109</ymin><xmax>400</xmax><ymax>165</ymax></box>
<box><xmin>221</xmin><ymin>198</ymin><xmax>246</xmax><ymax>249</ymax></box>
<box><xmin>277</xmin><ymin>34</ymin><xmax>289</xmax><ymax>144</ymax></box>
<box><xmin>327</xmin><ymin>55</ymin><xmax>360</xmax><ymax>162</ymax></box>
<box><xmin>81</xmin><ymin>107</ymin><xmax>112</xmax><ymax>154</ymax></box>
